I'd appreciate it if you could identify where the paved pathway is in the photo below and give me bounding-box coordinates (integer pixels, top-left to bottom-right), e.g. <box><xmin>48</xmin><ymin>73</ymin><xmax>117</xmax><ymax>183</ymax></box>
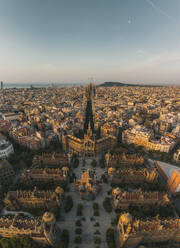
<box><xmin>58</xmin><ymin>156</ymin><xmax>116</xmax><ymax>248</ymax></box>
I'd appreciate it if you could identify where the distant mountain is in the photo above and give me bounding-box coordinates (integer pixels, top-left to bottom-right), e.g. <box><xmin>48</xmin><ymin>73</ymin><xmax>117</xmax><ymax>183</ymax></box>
<box><xmin>97</xmin><ymin>81</ymin><xmax>163</xmax><ymax>87</ymax></box>
<box><xmin>97</xmin><ymin>82</ymin><xmax>135</xmax><ymax>87</ymax></box>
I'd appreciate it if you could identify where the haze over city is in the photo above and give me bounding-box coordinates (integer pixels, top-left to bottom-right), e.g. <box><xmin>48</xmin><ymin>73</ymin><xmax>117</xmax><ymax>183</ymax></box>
<box><xmin>1</xmin><ymin>2</ymin><xmax>180</xmax><ymax>247</ymax></box>
<box><xmin>1</xmin><ymin>0</ymin><xmax>180</xmax><ymax>85</ymax></box>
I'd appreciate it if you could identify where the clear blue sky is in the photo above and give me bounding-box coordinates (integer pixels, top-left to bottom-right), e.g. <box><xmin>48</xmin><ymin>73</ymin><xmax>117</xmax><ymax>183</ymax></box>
<box><xmin>0</xmin><ymin>0</ymin><xmax>180</xmax><ymax>84</ymax></box>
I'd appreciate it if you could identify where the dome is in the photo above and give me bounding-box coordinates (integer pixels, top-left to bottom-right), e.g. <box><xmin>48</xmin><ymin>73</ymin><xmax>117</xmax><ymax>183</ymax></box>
<box><xmin>112</xmin><ymin>187</ymin><xmax>121</xmax><ymax>195</ymax></box>
<box><xmin>162</xmin><ymin>193</ymin><xmax>169</xmax><ymax>202</ymax></box>
<box><xmin>108</xmin><ymin>167</ymin><xmax>115</xmax><ymax>175</ymax></box>
<box><xmin>55</xmin><ymin>186</ymin><xmax>64</xmax><ymax>195</ymax></box>
<box><xmin>42</xmin><ymin>212</ymin><xmax>55</xmax><ymax>224</ymax></box>
<box><xmin>62</xmin><ymin>167</ymin><xmax>69</xmax><ymax>174</ymax></box>
<box><xmin>119</xmin><ymin>213</ymin><xmax>133</xmax><ymax>225</ymax></box>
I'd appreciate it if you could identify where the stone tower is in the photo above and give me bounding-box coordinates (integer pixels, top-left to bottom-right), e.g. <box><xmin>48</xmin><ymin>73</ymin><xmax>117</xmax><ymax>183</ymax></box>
<box><xmin>42</xmin><ymin>212</ymin><xmax>56</xmax><ymax>245</ymax></box>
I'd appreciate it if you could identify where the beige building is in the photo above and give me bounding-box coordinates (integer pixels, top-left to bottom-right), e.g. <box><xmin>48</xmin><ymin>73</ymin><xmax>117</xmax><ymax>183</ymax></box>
<box><xmin>62</xmin><ymin>126</ymin><xmax>116</xmax><ymax>156</ymax></box>
<box><xmin>4</xmin><ymin>186</ymin><xmax>64</xmax><ymax>211</ymax></box>
<box><xmin>174</xmin><ymin>148</ymin><xmax>180</xmax><ymax>163</ymax></box>
<box><xmin>155</xmin><ymin>161</ymin><xmax>180</xmax><ymax>194</ymax></box>
<box><xmin>112</xmin><ymin>188</ymin><xmax>169</xmax><ymax>209</ymax></box>
<box><xmin>108</xmin><ymin>167</ymin><xmax>157</xmax><ymax>185</ymax></box>
<box><xmin>118</xmin><ymin>213</ymin><xmax>180</xmax><ymax>248</ymax></box>
<box><xmin>0</xmin><ymin>212</ymin><xmax>58</xmax><ymax>246</ymax></box>
<box><xmin>20</xmin><ymin>167</ymin><xmax>69</xmax><ymax>182</ymax></box>
<box><xmin>32</xmin><ymin>152</ymin><xmax>69</xmax><ymax>167</ymax></box>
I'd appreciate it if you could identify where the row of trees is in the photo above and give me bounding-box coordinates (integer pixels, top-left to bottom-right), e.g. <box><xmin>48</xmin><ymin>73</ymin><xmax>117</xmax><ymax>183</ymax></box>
<box><xmin>106</xmin><ymin>228</ymin><xmax>116</xmax><ymax>248</ymax></box>
<box><xmin>103</xmin><ymin>197</ymin><xmax>112</xmax><ymax>213</ymax></box>
<box><xmin>64</xmin><ymin>195</ymin><xmax>73</xmax><ymax>213</ymax></box>
<box><xmin>91</xmin><ymin>157</ymin><xmax>105</xmax><ymax>168</ymax></box>
<box><xmin>58</xmin><ymin>229</ymin><xmax>69</xmax><ymax>248</ymax></box>
<box><xmin>10</xmin><ymin>179</ymin><xmax>68</xmax><ymax>192</ymax></box>
<box><xmin>129</xmin><ymin>203</ymin><xmax>174</xmax><ymax>219</ymax></box>
<box><xmin>0</xmin><ymin>236</ymin><xmax>41</xmax><ymax>248</ymax></box>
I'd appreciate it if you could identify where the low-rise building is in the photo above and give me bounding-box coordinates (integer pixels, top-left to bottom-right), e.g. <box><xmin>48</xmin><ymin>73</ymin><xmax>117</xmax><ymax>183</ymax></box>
<box><xmin>0</xmin><ymin>136</ymin><xmax>14</xmax><ymax>159</ymax></box>
<box><xmin>174</xmin><ymin>148</ymin><xmax>180</xmax><ymax>163</ymax></box>
<box><xmin>4</xmin><ymin>186</ymin><xmax>64</xmax><ymax>210</ymax></box>
<box><xmin>118</xmin><ymin>213</ymin><xmax>180</xmax><ymax>248</ymax></box>
<box><xmin>108</xmin><ymin>167</ymin><xmax>157</xmax><ymax>185</ymax></box>
<box><xmin>0</xmin><ymin>159</ymin><xmax>14</xmax><ymax>183</ymax></box>
<box><xmin>155</xmin><ymin>160</ymin><xmax>180</xmax><ymax>194</ymax></box>
<box><xmin>32</xmin><ymin>152</ymin><xmax>69</xmax><ymax>167</ymax></box>
<box><xmin>20</xmin><ymin>167</ymin><xmax>69</xmax><ymax>182</ymax></box>
<box><xmin>112</xmin><ymin>188</ymin><xmax>170</xmax><ymax>209</ymax></box>
<box><xmin>0</xmin><ymin>212</ymin><xmax>58</xmax><ymax>246</ymax></box>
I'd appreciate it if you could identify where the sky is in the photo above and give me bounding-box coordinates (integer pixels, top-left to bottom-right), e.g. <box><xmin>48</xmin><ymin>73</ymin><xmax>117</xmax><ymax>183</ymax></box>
<box><xmin>0</xmin><ymin>0</ymin><xmax>180</xmax><ymax>85</ymax></box>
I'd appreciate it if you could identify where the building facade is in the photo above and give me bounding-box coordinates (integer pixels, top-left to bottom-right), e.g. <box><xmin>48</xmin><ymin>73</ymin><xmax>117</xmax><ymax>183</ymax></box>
<box><xmin>0</xmin><ymin>136</ymin><xmax>14</xmax><ymax>159</ymax></box>
<box><xmin>4</xmin><ymin>186</ymin><xmax>64</xmax><ymax>210</ymax></box>
<box><xmin>32</xmin><ymin>152</ymin><xmax>69</xmax><ymax>167</ymax></box>
<box><xmin>20</xmin><ymin>167</ymin><xmax>69</xmax><ymax>182</ymax></box>
<box><xmin>112</xmin><ymin>188</ymin><xmax>170</xmax><ymax>209</ymax></box>
<box><xmin>174</xmin><ymin>148</ymin><xmax>180</xmax><ymax>163</ymax></box>
<box><xmin>62</xmin><ymin>84</ymin><xmax>117</xmax><ymax>156</ymax></box>
<box><xmin>105</xmin><ymin>152</ymin><xmax>144</xmax><ymax>167</ymax></box>
<box><xmin>118</xmin><ymin>213</ymin><xmax>180</xmax><ymax>248</ymax></box>
<box><xmin>0</xmin><ymin>212</ymin><xmax>58</xmax><ymax>246</ymax></box>
<box><xmin>108</xmin><ymin>167</ymin><xmax>157</xmax><ymax>185</ymax></box>
<box><xmin>0</xmin><ymin>159</ymin><xmax>14</xmax><ymax>184</ymax></box>
<box><xmin>155</xmin><ymin>161</ymin><xmax>180</xmax><ymax>194</ymax></box>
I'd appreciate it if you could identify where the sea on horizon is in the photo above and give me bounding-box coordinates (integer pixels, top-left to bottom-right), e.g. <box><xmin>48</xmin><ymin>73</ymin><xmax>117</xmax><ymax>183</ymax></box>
<box><xmin>3</xmin><ymin>82</ymin><xmax>84</xmax><ymax>89</ymax></box>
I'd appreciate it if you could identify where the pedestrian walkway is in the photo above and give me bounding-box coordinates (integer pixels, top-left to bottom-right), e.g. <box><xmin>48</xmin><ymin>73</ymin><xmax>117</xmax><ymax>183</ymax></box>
<box><xmin>58</xmin><ymin>156</ymin><xmax>116</xmax><ymax>248</ymax></box>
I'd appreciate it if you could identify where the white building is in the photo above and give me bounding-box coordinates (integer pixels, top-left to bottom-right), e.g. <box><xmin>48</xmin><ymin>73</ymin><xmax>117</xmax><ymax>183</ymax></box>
<box><xmin>2</xmin><ymin>113</ymin><xmax>21</xmax><ymax>121</ymax></box>
<box><xmin>0</xmin><ymin>139</ymin><xmax>14</xmax><ymax>159</ymax></box>
<box><xmin>174</xmin><ymin>149</ymin><xmax>180</xmax><ymax>163</ymax></box>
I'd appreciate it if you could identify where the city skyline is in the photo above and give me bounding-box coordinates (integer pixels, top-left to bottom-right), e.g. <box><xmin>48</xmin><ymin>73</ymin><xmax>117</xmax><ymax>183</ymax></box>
<box><xmin>1</xmin><ymin>0</ymin><xmax>180</xmax><ymax>84</ymax></box>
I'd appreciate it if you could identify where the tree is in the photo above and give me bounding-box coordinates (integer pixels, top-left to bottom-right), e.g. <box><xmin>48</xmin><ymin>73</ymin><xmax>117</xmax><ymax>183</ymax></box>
<box><xmin>74</xmin><ymin>158</ymin><xmax>79</xmax><ymax>168</ymax></box>
<box><xmin>75</xmin><ymin>220</ymin><xmax>81</xmax><ymax>226</ymax></box>
<box><xmin>76</xmin><ymin>203</ymin><xmax>83</xmax><ymax>216</ymax></box>
<box><xmin>0</xmin><ymin>235</ymin><xmax>40</xmax><ymax>248</ymax></box>
<box><xmin>64</xmin><ymin>196</ymin><xmax>73</xmax><ymax>212</ymax></box>
<box><xmin>106</xmin><ymin>228</ymin><xmax>116</xmax><ymax>248</ymax></box>
<box><xmin>103</xmin><ymin>197</ymin><xmax>112</xmax><ymax>213</ymax></box>
<box><xmin>61</xmin><ymin>229</ymin><xmax>69</xmax><ymax>245</ymax></box>
<box><xmin>74</xmin><ymin>236</ymin><xmax>82</xmax><ymax>244</ymax></box>
<box><xmin>75</xmin><ymin>228</ymin><xmax>82</xmax><ymax>235</ymax></box>
<box><xmin>82</xmin><ymin>159</ymin><xmax>86</xmax><ymax>167</ymax></box>
<box><xmin>91</xmin><ymin>159</ymin><xmax>97</xmax><ymax>168</ymax></box>
<box><xmin>99</xmin><ymin>157</ymin><xmax>105</xmax><ymax>168</ymax></box>
<box><xmin>93</xmin><ymin>202</ymin><xmax>99</xmax><ymax>210</ymax></box>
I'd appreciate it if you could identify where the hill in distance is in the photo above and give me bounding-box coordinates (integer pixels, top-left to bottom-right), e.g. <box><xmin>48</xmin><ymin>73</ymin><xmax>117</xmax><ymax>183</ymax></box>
<box><xmin>97</xmin><ymin>82</ymin><xmax>163</xmax><ymax>87</ymax></box>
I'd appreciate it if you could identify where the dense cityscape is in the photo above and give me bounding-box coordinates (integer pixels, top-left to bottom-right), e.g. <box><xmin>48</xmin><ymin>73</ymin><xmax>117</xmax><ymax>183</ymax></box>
<box><xmin>0</xmin><ymin>82</ymin><xmax>180</xmax><ymax>248</ymax></box>
<box><xmin>1</xmin><ymin>0</ymin><xmax>180</xmax><ymax>247</ymax></box>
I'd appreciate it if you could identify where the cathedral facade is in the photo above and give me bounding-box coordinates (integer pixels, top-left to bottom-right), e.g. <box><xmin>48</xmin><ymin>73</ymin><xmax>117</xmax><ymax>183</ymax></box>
<box><xmin>62</xmin><ymin>84</ymin><xmax>117</xmax><ymax>156</ymax></box>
